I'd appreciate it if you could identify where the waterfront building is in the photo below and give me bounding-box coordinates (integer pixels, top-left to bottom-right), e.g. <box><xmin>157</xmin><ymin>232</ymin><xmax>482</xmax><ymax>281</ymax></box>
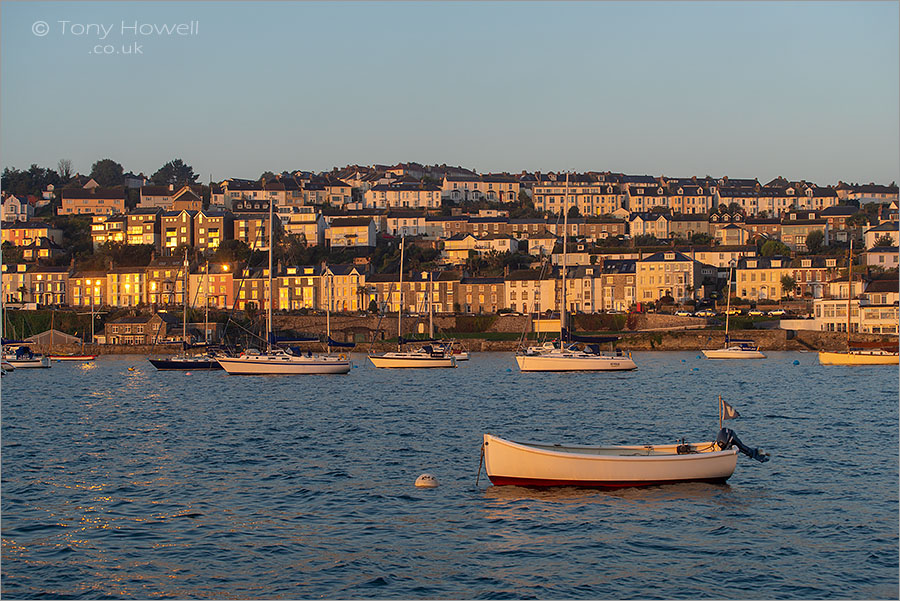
<box><xmin>283</xmin><ymin>206</ymin><xmax>325</xmax><ymax>246</ymax></box>
<box><xmin>161</xmin><ymin>210</ymin><xmax>198</xmax><ymax>255</ymax></box>
<box><xmin>326</xmin><ymin>217</ymin><xmax>376</xmax><ymax>248</ymax></box>
<box><xmin>322</xmin><ymin>264</ymin><xmax>365</xmax><ymax>313</ymax></box>
<box><xmin>864</xmin><ymin>221</ymin><xmax>899</xmax><ymax>248</ymax></box>
<box><xmin>91</xmin><ymin>214</ymin><xmax>127</xmax><ymax>248</ymax></box>
<box><xmin>103</xmin><ymin>313</ymin><xmax>181</xmax><ymax>345</ymax></box>
<box><xmin>107</xmin><ymin>266</ymin><xmax>147</xmax><ymax>308</ymax></box>
<box><xmin>629</xmin><ymin>212</ymin><xmax>670</xmax><ymax>239</ymax></box>
<box><xmin>598</xmin><ymin>259</ymin><xmax>637</xmax><ymax>312</ymax></box>
<box><xmin>636</xmin><ymin>251</ymin><xmax>702</xmax><ymax>304</ymax></box>
<box><xmin>67</xmin><ymin>271</ymin><xmax>108</xmax><ymax>309</ymax></box>
<box><xmin>864</xmin><ymin>246</ymin><xmax>899</xmax><ymax>269</ymax></box>
<box><xmin>194</xmin><ymin>209</ymin><xmax>233</xmax><ymax>253</ymax></box>
<box><xmin>22</xmin><ymin>236</ymin><xmax>65</xmax><ymax>262</ymax></box>
<box><xmin>1</xmin><ymin>263</ymin><xmax>30</xmax><ymax>304</ymax></box>
<box><xmin>459</xmin><ymin>277</ymin><xmax>504</xmax><ymax>314</ymax></box>
<box><xmin>277</xmin><ymin>265</ymin><xmax>319</xmax><ymax>311</ymax></box>
<box><xmin>780</xmin><ymin>214</ymin><xmax>829</xmax><ymax>251</ymax></box>
<box><xmin>59</xmin><ymin>187</ymin><xmax>126</xmax><ymax>216</ymax></box>
<box><xmin>146</xmin><ymin>257</ymin><xmax>188</xmax><ymax>307</ymax></box>
<box><xmin>25</xmin><ymin>266</ymin><xmax>69</xmax><ymax>306</ymax></box>
<box><xmin>2</xmin><ymin>220</ymin><xmax>64</xmax><ymax>247</ymax></box>
<box><xmin>234</xmin><ymin>213</ymin><xmax>275</xmax><ymax>250</ymax></box>
<box><xmin>364</xmin><ymin>181</ymin><xmax>442</xmax><ymax>210</ymax></box>
<box><xmin>1</xmin><ymin>194</ymin><xmax>34</xmax><ymax>222</ymax></box>
<box><xmin>127</xmin><ymin>208</ymin><xmax>163</xmax><ymax>249</ymax></box>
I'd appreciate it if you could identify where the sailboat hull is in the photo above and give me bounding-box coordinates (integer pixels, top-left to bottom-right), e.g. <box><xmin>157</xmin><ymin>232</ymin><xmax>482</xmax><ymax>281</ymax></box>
<box><xmin>217</xmin><ymin>354</ymin><xmax>351</xmax><ymax>374</ymax></box>
<box><xmin>701</xmin><ymin>348</ymin><xmax>766</xmax><ymax>359</ymax></box>
<box><xmin>818</xmin><ymin>350</ymin><xmax>899</xmax><ymax>365</ymax></box>
<box><xmin>149</xmin><ymin>357</ymin><xmax>222</xmax><ymax>370</ymax></box>
<box><xmin>516</xmin><ymin>353</ymin><xmax>637</xmax><ymax>372</ymax></box>
<box><xmin>368</xmin><ymin>353</ymin><xmax>456</xmax><ymax>368</ymax></box>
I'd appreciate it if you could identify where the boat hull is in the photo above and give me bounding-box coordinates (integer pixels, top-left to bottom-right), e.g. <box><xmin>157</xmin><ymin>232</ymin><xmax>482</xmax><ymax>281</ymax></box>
<box><xmin>50</xmin><ymin>355</ymin><xmax>97</xmax><ymax>361</ymax></box>
<box><xmin>149</xmin><ymin>358</ymin><xmax>223</xmax><ymax>370</ymax></box>
<box><xmin>369</xmin><ymin>353</ymin><xmax>456</xmax><ymax>368</ymax></box>
<box><xmin>515</xmin><ymin>353</ymin><xmax>637</xmax><ymax>372</ymax></box>
<box><xmin>482</xmin><ymin>433</ymin><xmax>737</xmax><ymax>488</ymax></box>
<box><xmin>217</xmin><ymin>354</ymin><xmax>351</xmax><ymax>375</ymax></box>
<box><xmin>5</xmin><ymin>357</ymin><xmax>51</xmax><ymax>368</ymax></box>
<box><xmin>701</xmin><ymin>348</ymin><xmax>766</xmax><ymax>359</ymax></box>
<box><xmin>818</xmin><ymin>350</ymin><xmax>899</xmax><ymax>365</ymax></box>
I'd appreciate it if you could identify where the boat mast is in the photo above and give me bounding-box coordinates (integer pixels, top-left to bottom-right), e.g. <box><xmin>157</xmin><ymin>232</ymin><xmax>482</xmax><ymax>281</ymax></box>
<box><xmin>428</xmin><ymin>270</ymin><xmax>434</xmax><ymax>339</ymax></box>
<box><xmin>267</xmin><ymin>194</ymin><xmax>274</xmax><ymax>353</ymax></box>
<box><xmin>183</xmin><ymin>248</ymin><xmax>189</xmax><ymax>347</ymax></box>
<box><xmin>561</xmin><ymin>172</ymin><xmax>569</xmax><ymax>341</ymax></box>
<box><xmin>846</xmin><ymin>238</ymin><xmax>853</xmax><ymax>347</ymax></box>
<box><xmin>724</xmin><ymin>261</ymin><xmax>733</xmax><ymax>343</ymax></box>
<box><xmin>398</xmin><ymin>235</ymin><xmax>405</xmax><ymax>352</ymax></box>
<box><xmin>204</xmin><ymin>260</ymin><xmax>209</xmax><ymax>344</ymax></box>
<box><xmin>326</xmin><ymin>266</ymin><xmax>331</xmax><ymax>353</ymax></box>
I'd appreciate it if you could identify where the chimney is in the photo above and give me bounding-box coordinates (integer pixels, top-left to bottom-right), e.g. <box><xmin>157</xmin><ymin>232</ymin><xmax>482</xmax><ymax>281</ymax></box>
<box><xmin>169</xmin><ymin>183</ymin><xmax>174</xmax><ymax>192</ymax></box>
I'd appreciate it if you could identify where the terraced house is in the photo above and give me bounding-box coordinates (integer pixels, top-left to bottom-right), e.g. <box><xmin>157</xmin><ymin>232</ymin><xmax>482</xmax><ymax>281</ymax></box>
<box><xmin>59</xmin><ymin>187</ymin><xmax>126</xmax><ymax>216</ymax></box>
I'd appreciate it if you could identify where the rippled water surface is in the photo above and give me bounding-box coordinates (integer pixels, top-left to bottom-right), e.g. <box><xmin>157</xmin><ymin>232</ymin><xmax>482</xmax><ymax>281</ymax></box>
<box><xmin>2</xmin><ymin>352</ymin><xmax>898</xmax><ymax>599</ymax></box>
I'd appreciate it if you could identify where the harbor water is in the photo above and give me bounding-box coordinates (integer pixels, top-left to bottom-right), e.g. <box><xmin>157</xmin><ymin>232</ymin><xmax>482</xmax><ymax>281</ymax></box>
<box><xmin>2</xmin><ymin>352</ymin><xmax>898</xmax><ymax>599</ymax></box>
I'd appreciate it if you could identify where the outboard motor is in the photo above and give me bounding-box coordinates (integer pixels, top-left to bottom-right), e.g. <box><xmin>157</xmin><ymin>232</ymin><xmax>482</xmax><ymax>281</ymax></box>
<box><xmin>716</xmin><ymin>428</ymin><xmax>769</xmax><ymax>463</ymax></box>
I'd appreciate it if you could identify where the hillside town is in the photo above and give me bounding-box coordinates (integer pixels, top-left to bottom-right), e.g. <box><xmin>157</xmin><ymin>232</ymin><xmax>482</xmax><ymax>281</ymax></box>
<box><xmin>2</xmin><ymin>160</ymin><xmax>898</xmax><ymax>344</ymax></box>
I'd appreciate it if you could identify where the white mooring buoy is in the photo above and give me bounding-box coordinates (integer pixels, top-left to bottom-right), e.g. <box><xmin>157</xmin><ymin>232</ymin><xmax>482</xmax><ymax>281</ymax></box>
<box><xmin>415</xmin><ymin>473</ymin><xmax>439</xmax><ymax>488</ymax></box>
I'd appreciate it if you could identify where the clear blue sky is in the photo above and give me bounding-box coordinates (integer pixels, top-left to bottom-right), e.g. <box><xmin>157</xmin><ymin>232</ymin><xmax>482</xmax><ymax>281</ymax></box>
<box><xmin>2</xmin><ymin>1</ymin><xmax>898</xmax><ymax>186</ymax></box>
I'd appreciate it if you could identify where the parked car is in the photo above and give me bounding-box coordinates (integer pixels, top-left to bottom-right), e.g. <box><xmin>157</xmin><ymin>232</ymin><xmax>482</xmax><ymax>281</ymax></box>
<box><xmin>768</xmin><ymin>309</ymin><xmax>786</xmax><ymax>317</ymax></box>
<box><xmin>694</xmin><ymin>309</ymin><xmax>717</xmax><ymax>318</ymax></box>
<box><xmin>674</xmin><ymin>310</ymin><xmax>693</xmax><ymax>317</ymax></box>
<box><xmin>725</xmin><ymin>309</ymin><xmax>741</xmax><ymax>315</ymax></box>
<box><xmin>748</xmin><ymin>309</ymin><xmax>765</xmax><ymax>316</ymax></box>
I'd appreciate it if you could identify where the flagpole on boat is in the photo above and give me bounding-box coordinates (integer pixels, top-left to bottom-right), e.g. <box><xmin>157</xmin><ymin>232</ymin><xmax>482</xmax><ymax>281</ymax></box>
<box><xmin>718</xmin><ymin>395</ymin><xmax>723</xmax><ymax>431</ymax></box>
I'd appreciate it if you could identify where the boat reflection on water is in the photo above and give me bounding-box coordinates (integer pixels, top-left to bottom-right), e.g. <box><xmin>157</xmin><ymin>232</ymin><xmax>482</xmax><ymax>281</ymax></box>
<box><xmin>480</xmin><ymin>480</ymin><xmax>734</xmax><ymax>517</ymax></box>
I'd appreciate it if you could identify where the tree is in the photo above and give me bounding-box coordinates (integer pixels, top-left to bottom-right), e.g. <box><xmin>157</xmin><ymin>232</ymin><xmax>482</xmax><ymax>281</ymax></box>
<box><xmin>57</xmin><ymin>159</ymin><xmax>73</xmax><ymax>181</ymax></box>
<box><xmin>873</xmin><ymin>235</ymin><xmax>896</xmax><ymax>248</ymax></box>
<box><xmin>691</xmin><ymin>232</ymin><xmax>713</xmax><ymax>246</ymax></box>
<box><xmin>780</xmin><ymin>275</ymin><xmax>797</xmax><ymax>298</ymax></box>
<box><xmin>846</xmin><ymin>212</ymin><xmax>870</xmax><ymax>228</ymax></box>
<box><xmin>805</xmin><ymin>229</ymin><xmax>825</xmax><ymax>253</ymax></box>
<box><xmin>567</xmin><ymin>205</ymin><xmax>581</xmax><ymax>218</ymax></box>
<box><xmin>151</xmin><ymin>159</ymin><xmax>198</xmax><ymax>187</ymax></box>
<box><xmin>760</xmin><ymin>239</ymin><xmax>791</xmax><ymax>257</ymax></box>
<box><xmin>259</xmin><ymin>171</ymin><xmax>277</xmax><ymax>182</ymax></box>
<box><xmin>90</xmin><ymin>159</ymin><xmax>124</xmax><ymax>187</ymax></box>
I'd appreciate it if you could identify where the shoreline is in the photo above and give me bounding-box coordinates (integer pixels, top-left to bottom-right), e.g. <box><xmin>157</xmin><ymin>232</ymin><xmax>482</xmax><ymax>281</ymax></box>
<box><xmin>31</xmin><ymin>329</ymin><xmax>896</xmax><ymax>356</ymax></box>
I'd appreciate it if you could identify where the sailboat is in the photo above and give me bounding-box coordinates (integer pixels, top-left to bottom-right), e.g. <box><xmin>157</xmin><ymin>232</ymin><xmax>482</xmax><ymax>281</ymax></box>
<box><xmin>515</xmin><ymin>172</ymin><xmax>636</xmax><ymax>372</ymax></box>
<box><xmin>819</xmin><ymin>239</ymin><xmax>899</xmax><ymax>366</ymax></box>
<box><xmin>369</xmin><ymin>236</ymin><xmax>457</xmax><ymax>368</ymax></box>
<box><xmin>702</xmin><ymin>262</ymin><xmax>765</xmax><ymax>359</ymax></box>
<box><xmin>150</xmin><ymin>254</ymin><xmax>223</xmax><ymax>370</ymax></box>
<box><xmin>216</xmin><ymin>199</ymin><xmax>351</xmax><ymax>375</ymax></box>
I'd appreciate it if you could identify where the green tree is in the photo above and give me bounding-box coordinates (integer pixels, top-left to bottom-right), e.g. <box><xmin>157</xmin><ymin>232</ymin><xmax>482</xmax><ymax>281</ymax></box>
<box><xmin>760</xmin><ymin>239</ymin><xmax>791</xmax><ymax>257</ymax></box>
<box><xmin>151</xmin><ymin>159</ymin><xmax>198</xmax><ymax>187</ymax></box>
<box><xmin>567</xmin><ymin>205</ymin><xmax>581</xmax><ymax>218</ymax></box>
<box><xmin>780</xmin><ymin>275</ymin><xmax>797</xmax><ymax>298</ymax></box>
<box><xmin>846</xmin><ymin>212</ymin><xmax>870</xmax><ymax>228</ymax></box>
<box><xmin>873</xmin><ymin>235</ymin><xmax>896</xmax><ymax>248</ymax></box>
<box><xmin>805</xmin><ymin>229</ymin><xmax>825</xmax><ymax>253</ymax></box>
<box><xmin>90</xmin><ymin>159</ymin><xmax>124</xmax><ymax>187</ymax></box>
<box><xmin>690</xmin><ymin>232</ymin><xmax>713</xmax><ymax>246</ymax></box>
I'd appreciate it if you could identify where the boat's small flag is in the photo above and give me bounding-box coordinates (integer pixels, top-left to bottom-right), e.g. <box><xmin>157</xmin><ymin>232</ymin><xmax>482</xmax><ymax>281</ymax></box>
<box><xmin>722</xmin><ymin>398</ymin><xmax>740</xmax><ymax>420</ymax></box>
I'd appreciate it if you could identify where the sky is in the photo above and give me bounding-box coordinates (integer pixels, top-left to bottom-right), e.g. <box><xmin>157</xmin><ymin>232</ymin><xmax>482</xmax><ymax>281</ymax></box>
<box><xmin>2</xmin><ymin>1</ymin><xmax>898</xmax><ymax>187</ymax></box>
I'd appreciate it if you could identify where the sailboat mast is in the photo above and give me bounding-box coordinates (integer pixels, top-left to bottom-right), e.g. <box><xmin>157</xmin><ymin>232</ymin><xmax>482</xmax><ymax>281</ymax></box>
<box><xmin>561</xmin><ymin>172</ymin><xmax>569</xmax><ymax>338</ymax></box>
<box><xmin>724</xmin><ymin>262</ymin><xmax>733</xmax><ymax>341</ymax></box>
<box><xmin>183</xmin><ymin>248</ymin><xmax>189</xmax><ymax>346</ymax></box>
<box><xmin>267</xmin><ymin>195</ymin><xmax>274</xmax><ymax>353</ymax></box>
<box><xmin>398</xmin><ymin>236</ymin><xmax>405</xmax><ymax>351</ymax></box>
<box><xmin>846</xmin><ymin>238</ymin><xmax>853</xmax><ymax>346</ymax></box>
<box><xmin>326</xmin><ymin>268</ymin><xmax>331</xmax><ymax>353</ymax></box>
<box><xmin>429</xmin><ymin>270</ymin><xmax>434</xmax><ymax>339</ymax></box>
<box><xmin>204</xmin><ymin>261</ymin><xmax>209</xmax><ymax>344</ymax></box>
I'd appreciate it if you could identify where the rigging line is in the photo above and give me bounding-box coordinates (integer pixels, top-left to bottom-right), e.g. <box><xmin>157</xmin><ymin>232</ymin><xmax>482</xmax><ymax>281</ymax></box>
<box><xmin>221</xmin><ymin>217</ymin><xmax>268</xmax><ymax>344</ymax></box>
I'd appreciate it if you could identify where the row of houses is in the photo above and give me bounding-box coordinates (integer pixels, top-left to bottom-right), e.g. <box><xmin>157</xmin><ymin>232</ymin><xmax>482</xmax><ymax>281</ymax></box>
<box><xmin>2</xmin><ymin>247</ymin><xmax>893</xmax><ymax>317</ymax></box>
<box><xmin>3</xmin><ymin>168</ymin><xmax>898</xmax><ymax>223</ymax></box>
<box><xmin>3</xmin><ymin>204</ymin><xmax>898</xmax><ymax>271</ymax></box>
